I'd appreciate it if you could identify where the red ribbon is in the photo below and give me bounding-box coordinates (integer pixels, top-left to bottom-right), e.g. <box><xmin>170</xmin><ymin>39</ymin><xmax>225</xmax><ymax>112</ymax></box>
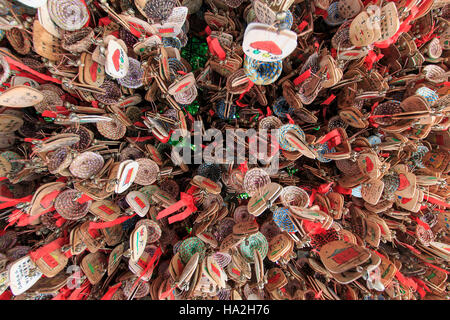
<box><xmin>204</xmin><ymin>26</ymin><xmax>212</xmax><ymax>36</ymax></box>
<box><xmin>293</xmin><ymin>68</ymin><xmax>311</xmax><ymax>86</ymax></box>
<box><xmin>423</xmin><ymin>262</ymin><xmax>450</xmax><ymax>275</ymax></box>
<box><xmin>24</xmin><ymin>137</ymin><xmax>49</xmax><ymax>143</ymax></box>
<box><xmin>316</xmin><ymin>129</ymin><xmax>342</xmax><ymax>148</ymax></box>
<box><xmin>206</xmin><ymin>36</ymin><xmax>226</xmax><ymax>61</ymax></box>
<box><xmin>414</xmin><ymin>20</ymin><xmax>437</xmax><ymax>48</ymax></box>
<box><xmin>153</xmin><ymin>130</ymin><xmax>172</xmax><ymax>144</ymax></box>
<box><xmin>157</xmin><ymin>192</ymin><xmax>197</xmax><ymax>224</ymax></box>
<box><xmin>159</xmin><ymin>284</ymin><xmax>175</xmax><ymax>300</ymax></box>
<box><xmin>297</xmin><ymin>20</ymin><xmax>308</xmax><ymax>33</ymax></box>
<box><xmin>182</xmin><ymin>107</ymin><xmax>195</xmax><ymax>124</ymax></box>
<box><xmin>52</xmin><ymin>286</ymin><xmax>72</xmax><ymax>300</ymax></box>
<box><xmin>3</xmin><ymin>56</ymin><xmax>62</xmax><ymax>84</ymax></box>
<box><xmin>67</xmin><ymin>280</ymin><xmax>91</xmax><ymax>300</ymax></box>
<box><xmin>321</xmin><ymin>94</ymin><xmax>336</xmax><ymax>105</ymax></box>
<box><xmin>314</xmin><ymin>8</ymin><xmax>328</xmax><ymax>19</ymax></box>
<box><xmin>285</xmin><ymin>114</ymin><xmax>295</xmax><ymax>124</ymax></box>
<box><xmin>0</xmin><ymin>290</ymin><xmax>12</xmax><ymax>300</ymax></box>
<box><xmin>88</xmin><ymin>214</ymin><xmax>137</xmax><ymax>230</ymax></box>
<box><xmin>0</xmin><ymin>195</ymin><xmax>32</xmax><ymax>209</ymax></box>
<box><xmin>411</xmin><ymin>277</ymin><xmax>431</xmax><ymax>298</ymax></box>
<box><xmin>127</xmin><ymin>24</ymin><xmax>144</xmax><ymax>39</ymax></box>
<box><xmin>20</xmin><ymin>206</ymin><xmax>56</xmax><ymax>226</ymax></box>
<box><xmin>130</xmin><ymin>247</ymin><xmax>162</xmax><ymax>292</ymax></box>
<box><xmin>395</xmin><ymin>270</ymin><xmax>418</xmax><ymax>291</ymax></box>
<box><xmin>373</xmin><ymin>1</ymin><xmax>431</xmax><ymax>49</ymax></box>
<box><xmin>29</xmin><ymin>237</ymin><xmax>67</xmax><ymax>262</ymax></box>
<box><xmin>42</xmin><ymin>109</ymin><xmax>69</xmax><ymax>118</ymax></box>
<box><xmin>5</xmin><ymin>209</ymin><xmax>25</xmax><ymax>229</ymax></box>
<box><xmin>77</xmin><ymin>194</ymin><xmax>93</xmax><ymax>204</ymax></box>
<box><xmin>55</xmin><ymin>217</ymin><xmax>66</xmax><ymax>228</ymax></box>
<box><xmin>101</xmin><ymin>282</ymin><xmax>123</xmax><ymax>300</ymax></box>
<box><xmin>238</xmin><ymin>161</ymin><xmax>248</xmax><ymax>174</ymax></box>
<box><xmin>129</xmin><ymin>136</ymin><xmax>153</xmax><ymax>142</ymax></box>
<box><xmin>331</xmin><ymin>48</ymin><xmax>337</xmax><ymax>59</ymax></box>
<box><xmin>302</xmin><ymin>219</ymin><xmax>326</xmax><ymax>235</ymax></box>
<box><xmin>317</xmin><ymin>182</ymin><xmax>334</xmax><ymax>194</ymax></box>
<box><xmin>394</xmin><ymin>239</ymin><xmax>422</xmax><ymax>255</ymax></box>
<box><xmin>314</xmin><ymin>290</ymin><xmax>323</xmax><ymax>299</ymax></box>
<box><xmin>236</xmin><ymin>79</ymin><xmax>254</xmax><ymax>107</ymax></box>
<box><xmin>333</xmin><ymin>184</ymin><xmax>352</xmax><ymax>195</ymax></box>
<box><xmin>412</xmin><ymin>216</ymin><xmax>430</xmax><ymax>230</ymax></box>
<box><xmin>364</xmin><ymin>50</ymin><xmax>384</xmax><ymax>70</ymax></box>
<box><xmin>423</xmin><ymin>195</ymin><xmax>450</xmax><ymax>208</ymax></box>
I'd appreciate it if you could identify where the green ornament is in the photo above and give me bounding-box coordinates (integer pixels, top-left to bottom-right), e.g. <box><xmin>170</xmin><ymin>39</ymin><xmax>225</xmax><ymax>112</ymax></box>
<box><xmin>239</xmin><ymin>193</ymin><xmax>250</xmax><ymax>199</ymax></box>
<box><xmin>185</xmin><ymin>101</ymin><xmax>199</xmax><ymax>115</ymax></box>
<box><xmin>287</xmin><ymin>167</ymin><xmax>299</xmax><ymax>176</ymax></box>
<box><xmin>169</xmin><ymin>136</ymin><xmax>183</xmax><ymax>146</ymax></box>
<box><xmin>181</xmin><ymin>36</ymin><xmax>209</xmax><ymax>71</ymax></box>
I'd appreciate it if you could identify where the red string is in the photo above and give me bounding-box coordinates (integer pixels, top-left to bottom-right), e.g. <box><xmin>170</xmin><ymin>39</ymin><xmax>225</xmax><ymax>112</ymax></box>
<box><xmin>285</xmin><ymin>114</ymin><xmax>295</xmax><ymax>124</ymax></box>
<box><xmin>3</xmin><ymin>56</ymin><xmax>62</xmax><ymax>84</ymax></box>
<box><xmin>130</xmin><ymin>247</ymin><xmax>162</xmax><ymax>292</ymax></box>
<box><xmin>153</xmin><ymin>130</ymin><xmax>172</xmax><ymax>143</ymax></box>
<box><xmin>236</xmin><ymin>79</ymin><xmax>254</xmax><ymax>107</ymax></box>
<box><xmin>423</xmin><ymin>262</ymin><xmax>450</xmax><ymax>275</ymax></box>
